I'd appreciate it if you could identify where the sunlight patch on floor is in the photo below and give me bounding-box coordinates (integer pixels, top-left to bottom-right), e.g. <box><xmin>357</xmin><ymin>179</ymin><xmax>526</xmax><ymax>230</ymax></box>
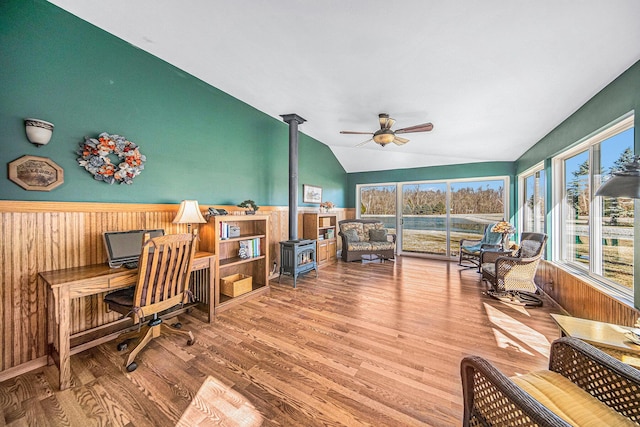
<box><xmin>484</xmin><ymin>303</ymin><xmax>551</xmax><ymax>357</ymax></box>
<box><xmin>491</xmin><ymin>328</ymin><xmax>534</xmax><ymax>356</ymax></box>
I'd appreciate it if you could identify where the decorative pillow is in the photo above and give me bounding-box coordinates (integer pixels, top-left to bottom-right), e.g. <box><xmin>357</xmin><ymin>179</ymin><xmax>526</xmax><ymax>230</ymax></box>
<box><xmin>369</xmin><ymin>228</ymin><xmax>388</xmax><ymax>242</ymax></box>
<box><xmin>343</xmin><ymin>229</ymin><xmax>360</xmax><ymax>242</ymax></box>
<box><xmin>520</xmin><ymin>240</ymin><xmax>541</xmax><ymax>258</ymax></box>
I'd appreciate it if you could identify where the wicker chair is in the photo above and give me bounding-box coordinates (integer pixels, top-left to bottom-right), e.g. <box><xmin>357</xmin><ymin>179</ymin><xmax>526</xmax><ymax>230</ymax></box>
<box><xmin>458</xmin><ymin>223</ymin><xmax>503</xmax><ymax>270</ymax></box>
<box><xmin>481</xmin><ymin>232</ymin><xmax>547</xmax><ymax>307</ymax></box>
<box><xmin>460</xmin><ymin>337</ymin><xmax>640</xmax><ymax>426</ymax></box>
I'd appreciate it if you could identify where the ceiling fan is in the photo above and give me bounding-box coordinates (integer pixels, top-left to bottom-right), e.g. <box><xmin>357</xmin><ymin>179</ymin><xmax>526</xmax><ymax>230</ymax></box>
<box><xmin>340</xmin><ymin>113</ymin><xmax>434</xmax><ymax>147</ymax></box>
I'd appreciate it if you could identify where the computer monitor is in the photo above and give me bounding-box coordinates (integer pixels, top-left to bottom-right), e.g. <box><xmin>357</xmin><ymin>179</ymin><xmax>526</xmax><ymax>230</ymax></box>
<box><xmin>103</xmin><ymin>229</ymin><xmax>164</xmax><ymax>268</ymax></box>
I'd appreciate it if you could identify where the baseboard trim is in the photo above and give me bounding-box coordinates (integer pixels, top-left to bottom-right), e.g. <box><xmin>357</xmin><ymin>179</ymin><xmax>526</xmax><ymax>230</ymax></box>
<box><xmin>0</xmin><ymin>356</ymin><xmax>48</xmax><ymax>382</ymax></box>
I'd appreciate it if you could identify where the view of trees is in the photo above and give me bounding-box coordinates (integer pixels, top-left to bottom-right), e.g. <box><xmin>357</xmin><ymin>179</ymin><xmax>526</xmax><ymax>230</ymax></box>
<box><xmin>360</xmin><ymin>186</ymin><xmax>395</xmax><ymax>215</ymax></box>
<box><xmin>402</xmin><ymin>186</ymin><xmax>446</xmax><ymax>215</ymax></box>
<box><xmin>566</xmin><ymin>148</ymin><xmax>635</xmax><ymax>225</ymax></box>
<box><xmin>361</xmin><ymin>183</ymin><xmax>504</xmax><ymax>216</ymax></box>
<box><xmin>450</xmin><ymin>185</ymin><xmax>503</xmax><ymax>215</ymax></box>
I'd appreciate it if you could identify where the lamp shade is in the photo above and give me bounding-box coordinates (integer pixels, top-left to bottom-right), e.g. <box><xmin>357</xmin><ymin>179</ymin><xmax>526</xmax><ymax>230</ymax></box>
<box><xmin>173</xmin><ymin>200</ymin><xmax>206</xmax><ymax>224</ymax></box>
<box><xmin>491</xmin><ymin>220</ymin><xmax>515</xmax><ymax>235</ymax></box>
<box><xmin>373</xmin><ymin>130</ymin><xmax>395</xmax><ymax>146</ymax></box>
<box><xmin>595</xmin><ymin>156</ymin><xmax>640</xmax><ymax>198</ymax></box>
<box><xmin>25</xmin><ymin>118</ymin><xmax>54</xmax><ymax>146</ymax></box>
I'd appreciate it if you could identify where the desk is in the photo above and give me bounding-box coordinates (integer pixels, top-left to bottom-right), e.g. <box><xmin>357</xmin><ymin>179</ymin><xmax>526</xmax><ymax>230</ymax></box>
<box><xmin>39</xmin><ymin>252</ymin><xmax>215</xmax><ymax>390</ymax></box>
<box><xmin>550</xmin><ymin>314</ymin><xmax>640</xmax><ymax>368</ymax></box>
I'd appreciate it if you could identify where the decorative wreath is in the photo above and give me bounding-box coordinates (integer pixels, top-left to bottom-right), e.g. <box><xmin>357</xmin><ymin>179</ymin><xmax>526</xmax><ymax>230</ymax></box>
<box><xmin>77</xmin><ymin>132</ymin><xmax>146</xmax><ymax>185</ymax></box>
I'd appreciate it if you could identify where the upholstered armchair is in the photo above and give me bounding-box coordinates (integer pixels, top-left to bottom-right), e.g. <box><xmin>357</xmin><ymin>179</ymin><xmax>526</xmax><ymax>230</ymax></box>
<box><xmin>458</xmin><ymin>223</ymin><xmax>503</xmax><ymax>270</ymax></box>
<box><xmin>481</xmin><ymin>232</ymin><xmax>547</xmax><ymax>306</ymax></box>
<box><xmin>460</xmin><ymin>337</ymin><xmax>640</xmax><ymax>426</ymax></box>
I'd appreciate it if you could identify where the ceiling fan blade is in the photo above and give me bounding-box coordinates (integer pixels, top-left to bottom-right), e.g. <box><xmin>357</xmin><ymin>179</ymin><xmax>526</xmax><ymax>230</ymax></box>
<box><xmin>355</xmin><ymin>138</ymin><xmax>373</xmax><ymax>147</ymax></box>
<box><xmin>340</xmin><ymin>131</ymin><xmax>374</xmax><ymax>135</ymax></box>
<box><xmin>395</xmin><ymin>122</ymin><xmax>434</xmax><ymax>134</ymax></box>
<box><xmin>393</xmin><ymin>136</ymin><xmax>409</xmax><ymax>145</ymax></box>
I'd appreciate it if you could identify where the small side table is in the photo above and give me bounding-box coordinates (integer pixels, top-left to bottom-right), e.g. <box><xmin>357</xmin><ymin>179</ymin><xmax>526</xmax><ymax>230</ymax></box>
<box><xmin>550</xmin><ymin>314</ymin><xmax>640</xmax><ymax>368</ymax></box>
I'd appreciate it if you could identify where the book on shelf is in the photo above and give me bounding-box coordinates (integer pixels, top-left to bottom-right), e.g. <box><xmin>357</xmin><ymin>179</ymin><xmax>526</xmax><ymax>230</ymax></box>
<box><xmin>238</xmin><ymin>237</ymin><xmax>261</xmax><ymax>259</ymax></box>
<box><xmin>219</xmin><ymin>222</ymin><xmax>240</xmax><ymax>239</ymax></box>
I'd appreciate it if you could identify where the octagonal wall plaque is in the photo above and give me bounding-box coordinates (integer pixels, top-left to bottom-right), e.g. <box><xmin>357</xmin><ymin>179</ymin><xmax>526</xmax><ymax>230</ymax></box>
<box><xmin>8</xmin><ymin>155</ymin><xmax>64</xmax><ymax>191</ymax></box>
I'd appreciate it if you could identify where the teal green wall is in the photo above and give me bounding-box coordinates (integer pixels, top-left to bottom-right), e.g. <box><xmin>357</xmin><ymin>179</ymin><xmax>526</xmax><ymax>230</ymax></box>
<box><xmin>513</xmin><ymin>60</ymin><xmax>640</xmax><ymax>307</ymax></box>
<box><xmin>0</xmin><ymin>0</ymin><xmax>346</xmax><ymax>207</ymax></box>
<box><xmin>516</xmin><ymin>61</ymin><xmax>640</xmax><ymax>174</ymax></box>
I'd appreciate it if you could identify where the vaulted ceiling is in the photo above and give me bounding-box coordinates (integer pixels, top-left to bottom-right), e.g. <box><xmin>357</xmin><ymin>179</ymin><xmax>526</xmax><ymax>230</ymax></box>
<box><xmin>49</xmin><ymin>0</ymin><xmax>640</xmax><ymax>173</ymax></box>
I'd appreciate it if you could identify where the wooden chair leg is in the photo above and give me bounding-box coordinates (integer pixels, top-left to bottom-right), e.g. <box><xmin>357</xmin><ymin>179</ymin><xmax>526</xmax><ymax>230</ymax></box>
<box><xmin>125</xmin><ymin>324</ymin><xmax>160</xmax><ymax>368</ymax></box>
<box><xmin>161</xmin><ymin>322</ymin><xmax>195</xmax><ymax>345</ymax></box>
<box><xmin>117</xmin><ymin>324</ymin><xmax>150</xmax><ymax>344</ymax></box>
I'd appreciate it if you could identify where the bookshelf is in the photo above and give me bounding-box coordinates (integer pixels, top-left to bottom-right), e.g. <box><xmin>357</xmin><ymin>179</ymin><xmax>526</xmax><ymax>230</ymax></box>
<box><xmin>303</xmin><ymin>213</ymin><xmax>337</xmax><ymax>266</ymax></box>
<box><xmin>200</xmin><ymin>215</ymin><xmax>270</xmax><ymax>313</ymax></box>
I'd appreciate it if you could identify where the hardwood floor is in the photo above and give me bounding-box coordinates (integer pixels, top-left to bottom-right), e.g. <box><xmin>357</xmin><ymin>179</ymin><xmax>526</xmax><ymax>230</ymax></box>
<box><xmin>1</xmin><ymin>257</ymin><xmax>564</xmax><ymax>426</ymax></box>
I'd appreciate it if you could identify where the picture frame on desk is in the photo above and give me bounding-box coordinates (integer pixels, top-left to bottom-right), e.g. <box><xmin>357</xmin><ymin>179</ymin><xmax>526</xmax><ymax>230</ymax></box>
<box><xmin>303</xmin><ymin>184</ymin><xmax>322</xmax><ymax>204</ymax></box>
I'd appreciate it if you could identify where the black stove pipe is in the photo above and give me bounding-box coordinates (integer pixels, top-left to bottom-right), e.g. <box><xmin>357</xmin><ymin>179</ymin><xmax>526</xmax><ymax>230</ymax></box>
<box><xmin>281</xmin><ymin>114</ymin><xmax>306</xmax><ymax>240</ymax></box>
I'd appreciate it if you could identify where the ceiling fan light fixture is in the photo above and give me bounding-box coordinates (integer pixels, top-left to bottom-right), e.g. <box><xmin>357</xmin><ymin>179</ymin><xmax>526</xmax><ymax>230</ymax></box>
<box><xmin>373</xmin><ymin>130</ymin><xmax>395</xmax><ymax>146</ymax></box>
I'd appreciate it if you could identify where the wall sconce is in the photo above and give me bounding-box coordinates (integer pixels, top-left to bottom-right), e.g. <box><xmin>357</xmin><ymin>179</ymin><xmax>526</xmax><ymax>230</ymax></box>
<box><xmin>25</xmin><ymin>118</ymin><xmax>54</xmax><ymax>147</ymax></box>
<box><xmin>172</xmin><ymin>200</ymin><xmax>207</xmax><ymax>233</ymax></box>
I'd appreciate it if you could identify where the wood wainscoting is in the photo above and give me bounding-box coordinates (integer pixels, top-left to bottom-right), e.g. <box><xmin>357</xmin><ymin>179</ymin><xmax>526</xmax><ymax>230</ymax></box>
<box><xmin>0</xmin><ymin>200</ymin><xmax>354</xmax><ymax>379</ymax></box>
<box><xmin>536</xmin><ymin>260</ymin><xmax>640</xmax><ymax>326</ymax></box>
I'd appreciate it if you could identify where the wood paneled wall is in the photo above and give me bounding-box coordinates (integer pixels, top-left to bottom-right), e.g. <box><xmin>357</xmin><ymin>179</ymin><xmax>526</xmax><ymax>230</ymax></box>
<box><xmin>0</xmin><ymin>200</ymin><xmax>353</xmax><ymax>378</ymax></box>
<box><xmin>536</xmin><ymin>260</ymin><xmax>640</xmax><ymax>326</ymax></box>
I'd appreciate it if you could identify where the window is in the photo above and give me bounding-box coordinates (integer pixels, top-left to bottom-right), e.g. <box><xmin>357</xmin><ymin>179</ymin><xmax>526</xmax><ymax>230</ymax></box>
<box><xmin>358</xmin><ymin>177</ymin><xmax>508</xmax><ymax>258</ymax></box>
<box><xmin>449</xmin><ymin>179</ymin><xmax>506</xmax><ymax>256</ymax></box>
<box><xmin>519</xmin><ymin>164</ymin><xmax>546</xmax><ymax>234</ymax></box>
<box><xmin>401</xmin><ymin>182</ymin><xmax>448</xmax><ymax>255</ymax></box>
<box><xmin>358</xmin><ymin>184</ymin><xmax>396</xmax><ymax>231</ymax></box>
<box><xmin>554</xmin><ymin>114</ymin><xmax>634</xmax><ymax>296</ymax></box>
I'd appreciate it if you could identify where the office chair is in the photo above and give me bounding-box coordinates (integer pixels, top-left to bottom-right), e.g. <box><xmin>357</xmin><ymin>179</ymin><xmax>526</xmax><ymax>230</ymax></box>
<box><xmin>104</xmin><ymin>230</ymin><xmax>197</xmax><ymax>372</ymax></box>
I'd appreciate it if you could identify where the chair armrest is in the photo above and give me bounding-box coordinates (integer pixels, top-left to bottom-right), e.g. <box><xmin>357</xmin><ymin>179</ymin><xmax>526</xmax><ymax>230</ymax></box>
<box><xmin>387</xmin><ymin>233</ymin><xmax>397</xmax><ymax>243</ymax></box>
<box><xmin>479</xmin><ymin>249</ymin><xmax>512</xmax><ymax>265</ymax></box>
<box><xmin>480</xmin><ymin>243</ymin><xmax>502</xmax><ymax>251</ymax></box>
<box><xmin>549</xmin><ymin>337</ymin><xmax>640</xmax><ymax>421</ymax></box>
<box><xmin>460</xmin><ymin>355</ymin><xmax>570</xmax><ymax>427</ymax></box>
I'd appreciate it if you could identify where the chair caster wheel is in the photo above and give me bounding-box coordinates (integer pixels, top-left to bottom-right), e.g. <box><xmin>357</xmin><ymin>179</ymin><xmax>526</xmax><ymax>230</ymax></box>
<box><xmin>172</xmin><ymin>322</ymin><xmax>182</xmax><ymax>329</ymax></box>
<box><xmin>187</xmin><ymin>339</ymin><xmax>195</xmax><ymax>346</ymax></box>
<box><xmin>126</xmin><ymin>362</ymin><xmax>137</xmax><ymax>372</ymax></box>
<box><xmin>117</xmin><ymin>342</ymin><xmax>128</xmax><ymax>352</ymax></box>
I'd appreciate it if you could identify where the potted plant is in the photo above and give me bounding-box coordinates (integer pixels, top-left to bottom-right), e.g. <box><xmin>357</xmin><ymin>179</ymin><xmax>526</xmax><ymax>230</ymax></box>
<box><xmin>319</xmin><ymin>201</ymin><xmax>334</xmax><ymax>213</ymax></box>
<box><xmin>237</xmin><ymin>199</ymin><xmax>259</xmax><ymax>215</ymax></box>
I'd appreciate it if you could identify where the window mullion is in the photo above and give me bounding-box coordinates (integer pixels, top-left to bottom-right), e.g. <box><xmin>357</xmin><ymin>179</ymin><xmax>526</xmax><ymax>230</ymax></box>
<box><xmin>590</xmin><ymin>146</ymin><xmax>603</xmax><ymax>275</ymax></box>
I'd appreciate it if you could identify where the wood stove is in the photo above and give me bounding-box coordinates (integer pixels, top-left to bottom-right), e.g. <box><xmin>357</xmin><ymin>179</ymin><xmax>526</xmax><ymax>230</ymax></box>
<box><xmin>278</xmin><ymin>239</ymin><xmax>317</xmax><ymax>288</ymax></box>
<box><xmin>278</xmin><ymin>114</ymin><xmax>317</xmax><ymax>288</ymax></box>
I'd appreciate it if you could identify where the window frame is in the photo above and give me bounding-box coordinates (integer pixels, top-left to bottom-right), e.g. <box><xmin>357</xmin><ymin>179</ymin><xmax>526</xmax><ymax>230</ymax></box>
<box><xmin>356</xmin><ymin>176</ymin><xmax>510</xmax><ymax>259</ymax></box>
<box><xmin>551</xmin><ymin>112</ymin><xmax>635</xmax><ymax>300</ymax></box>
<box><xmin>518</xmin><ymin>162</ymin><xmax>546</xmax><ymax>237</ymax></box>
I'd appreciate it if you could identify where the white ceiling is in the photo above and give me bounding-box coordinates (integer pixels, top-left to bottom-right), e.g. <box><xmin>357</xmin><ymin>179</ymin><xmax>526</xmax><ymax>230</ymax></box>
<box><xmin>48</xmin><ymin>0</ymin><xmax>640</xmax><ymax>173</ymax></box>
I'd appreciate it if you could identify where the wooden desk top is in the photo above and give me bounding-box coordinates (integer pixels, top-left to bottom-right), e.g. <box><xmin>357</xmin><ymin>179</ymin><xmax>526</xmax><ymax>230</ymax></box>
<box><xmin>39</xmin><ymin>251</ymin><xmax>215</xmax><ymax>288</ymax></box>
<box><xmin>550</xmin><ymin>314</ymin><xmax>640</xmax><ymax>353</ymax></box>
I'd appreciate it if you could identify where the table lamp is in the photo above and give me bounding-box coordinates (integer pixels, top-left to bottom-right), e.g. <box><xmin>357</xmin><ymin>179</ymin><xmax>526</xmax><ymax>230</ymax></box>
<box><xmin>173</xmin><ymin>200</ymin><xmax>206</xmax><ymax>233</ymax></box>
<box><xmin>491</xmin><ymin>220</ymin><xmax>516</xmax><ymax>251</ymax></box>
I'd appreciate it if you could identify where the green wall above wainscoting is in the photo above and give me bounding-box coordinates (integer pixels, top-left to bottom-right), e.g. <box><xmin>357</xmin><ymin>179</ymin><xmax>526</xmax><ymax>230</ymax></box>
<box><xmin>0</xmin><ymin>0</ymin><xmax>346</xmax><ymax>208</ymax></box>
